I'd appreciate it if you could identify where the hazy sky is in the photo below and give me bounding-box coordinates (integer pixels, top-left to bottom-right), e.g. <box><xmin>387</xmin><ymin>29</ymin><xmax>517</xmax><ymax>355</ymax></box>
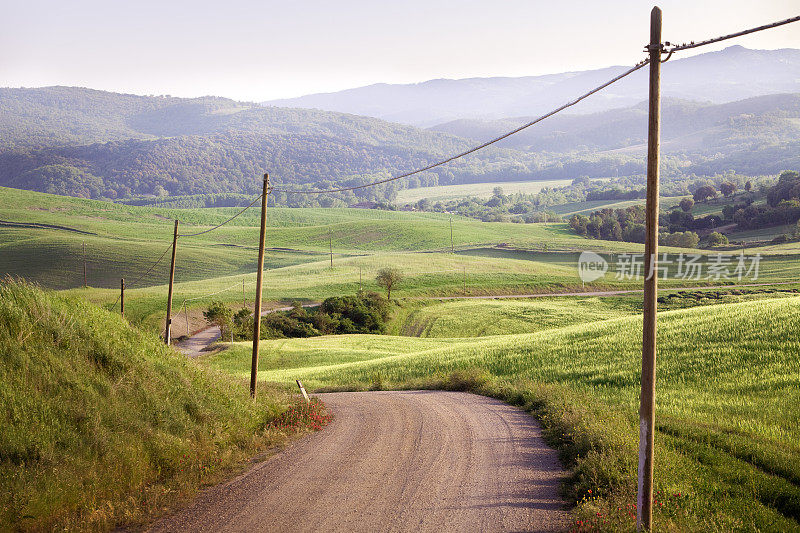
<box><xmin>2</xmin><ymin>0</ymin><xmax>798</xmax><ymax>101</ymax></box>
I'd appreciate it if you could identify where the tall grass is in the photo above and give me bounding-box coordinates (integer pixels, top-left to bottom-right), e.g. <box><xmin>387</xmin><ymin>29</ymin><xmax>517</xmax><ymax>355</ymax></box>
<box><xmin>0</xmin><ymin>279</ymin><xmax>320</xmax><ymax>531</ymax></box>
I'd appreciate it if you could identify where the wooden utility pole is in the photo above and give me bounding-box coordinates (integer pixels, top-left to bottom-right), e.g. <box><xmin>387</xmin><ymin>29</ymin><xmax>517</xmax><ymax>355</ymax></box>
<box><xmin>250</xmin><ymin>173</ymin><xmax>270</xmax><ymax>398</ymax></box>
<box><xmin>83</xmin><ymin>241</ymin><xmax>87</xmax><ymax>287</ymax></box>
<box><xmin>164</xmin><ymin>219</ymin><xmax>179</xmax><ymax>345</ymax></box>
<box><xmin>450</xmin><ymin>217</ymin><xmax>454</xmax><ymax>253</ymax></box>
<box><xmin>120</xmin><ymin>278</ymin><xmax>125</xmax><ymax>317</ymax></box>
<box><xmin>637</xmin><ymin>6</ymin><xmax>662</xmax><ymax>532</ymax></box>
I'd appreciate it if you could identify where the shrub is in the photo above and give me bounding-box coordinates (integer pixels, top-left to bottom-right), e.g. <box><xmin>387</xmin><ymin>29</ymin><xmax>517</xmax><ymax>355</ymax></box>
<box><xmin>706</xmin><ymin>232</ymin><xmax>729</xmax><ymax>247</ymax></box>
<box><xmin>203</xmin><ymin>300</ymin><xmax>233</xmax><ymax>338</ymax></box>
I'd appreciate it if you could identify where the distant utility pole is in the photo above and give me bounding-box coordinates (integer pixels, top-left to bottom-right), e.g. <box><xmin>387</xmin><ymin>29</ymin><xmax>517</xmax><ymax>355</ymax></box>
<box><xmin>250</xmin><ymin>173</ymin><xmax>271</xmax><ymax>399</ymax></box>
<box><xmin>450</xmin><ymin>217</ymin><xmax>454</xmax><ymax>253</ymax></box>
<box><xmin>184</xmin><ymin>300</ymin><xmax>189</xmax><ymax>338</ymax></box>
<box><xmin>637</xmin><ymin>7</ymin><xmax>662</xmax><ymax>532</ymax></box>
<box><xmin>120</xmin><ymin>278</ymin><xmax>125</xmax><ymax>317</ymax></box>
<box><xmin>164</xmin><ymin>219</ymin><xmax>179</xmax><ymax>345</ymax></box>
<box><xmin>83</xmin><ymin>241</ymin><xmax>87</xmax><ymax>288</ymax></box>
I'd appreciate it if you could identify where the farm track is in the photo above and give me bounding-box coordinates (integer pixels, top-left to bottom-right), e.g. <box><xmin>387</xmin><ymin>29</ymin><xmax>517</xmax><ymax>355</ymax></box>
<box><xmin>148</xmin><ymin>391</ymin><xmax>568</xmax><ymax>533</ymax></box>
<box><xmin>176</xmin><ymin>304</ymin><xmax>317</xmax><ymax>357</ymax></box>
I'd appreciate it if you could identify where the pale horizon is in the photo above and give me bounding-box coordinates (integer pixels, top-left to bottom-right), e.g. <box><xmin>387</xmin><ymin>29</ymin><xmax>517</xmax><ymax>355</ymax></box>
<box><xmin>2</xmin><ymin>0</ymin><xmax>799</xmax><ymax>102</ymax></box>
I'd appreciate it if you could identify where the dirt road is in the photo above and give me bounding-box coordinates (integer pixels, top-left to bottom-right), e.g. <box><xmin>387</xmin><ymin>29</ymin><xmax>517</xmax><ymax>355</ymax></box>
<box><xmin>176</xmin><ymin>304</ymin><xmax>316</xmax><ymax>357</ymax></box>
<box><xmin>149</xmin><ymin>391</ymin><xmax>568</xmax><ymax>533</ymax></box>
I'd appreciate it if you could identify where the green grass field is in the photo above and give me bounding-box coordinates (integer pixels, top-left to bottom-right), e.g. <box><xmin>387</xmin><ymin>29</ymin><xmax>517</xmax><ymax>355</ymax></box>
<box><xmin>1</xmin><ymin>186</ymin><xmax>661</xmax><ymax>293</ymax></box>
<box><xmin>394</xmin><ymin>179</ymin><xmax>574</xmax><ymax>203</ymax></box>
<box><xmin>726</xmin><ymin>223</ymin><xmax>798</xmax><ymax>243</ymax></box>
<box><xmin>396</xmin><ymin>297</ymin><xmax>635</xmax><ymax>337</ymax></box>
<box><xmin>205</xmin><ymin>294</ymin><xmax>800</xmax><ymax>531</ymax></box>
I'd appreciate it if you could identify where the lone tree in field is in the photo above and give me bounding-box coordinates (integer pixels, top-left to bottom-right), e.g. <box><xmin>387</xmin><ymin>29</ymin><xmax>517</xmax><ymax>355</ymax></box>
<box><xmin>693</xmin><ymin>185</ymin><xmax>717</xmax><ymax>204</ymax></box>
<box><xmin>745</xmin><ymin>180</ymin><xmax>752</xmax><ymax>193</ymax></box>
<box><xmin>376</xmin><ymin>268</ymin><xmax>403</xmax><ymax>301</ymax></box>
<box><xmin>679</xmin><ymin>197</ymin><xmax>694</xmax><ymax>212</ymax></box>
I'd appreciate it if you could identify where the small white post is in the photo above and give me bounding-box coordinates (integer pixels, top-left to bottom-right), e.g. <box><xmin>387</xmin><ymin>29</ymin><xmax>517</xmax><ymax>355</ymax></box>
<box><xmin>296</xmin><ymin>379</ymin><xmax>310</xmax><ymax>403</ymax></box>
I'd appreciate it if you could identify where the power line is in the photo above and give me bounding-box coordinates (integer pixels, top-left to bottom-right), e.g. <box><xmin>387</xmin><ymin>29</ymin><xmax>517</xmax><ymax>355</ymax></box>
<box><xmin>110</xmin><ymin>242</ymin><xmax>173</xmax><ymax>309</ymax></box>
<box><xmin>178</xmin><ymin>192</ymin><xmax>263</xmax><ymax>237</ymax></box>
<box><xmin>270</xmin><ymin>59</ymin><xmax>650</xmax><ymax>195</ymax></box>
<box><xmin>666</xmin><ymin>14</ymin><xmax>800</xmax><ymax>53</ymax></box>
<box><xmin>182</xmin><ymin>282</ymin><xmax>243</xmax><ymax>303</ymax></box>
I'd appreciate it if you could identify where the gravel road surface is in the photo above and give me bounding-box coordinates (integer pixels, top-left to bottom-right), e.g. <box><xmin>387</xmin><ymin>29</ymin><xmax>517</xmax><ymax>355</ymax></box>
<box><xmin>149</xmin><ymin>391</ymin><xmax>568</xmax><ymax>533</ymax></box>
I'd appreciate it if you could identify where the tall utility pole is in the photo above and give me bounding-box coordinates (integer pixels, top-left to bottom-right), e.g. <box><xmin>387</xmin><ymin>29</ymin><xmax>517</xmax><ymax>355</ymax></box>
<box><xmin>637</xmin><ymin>6</ymin><xmax>662</xmax><ymax>532</ymax></box>
<box><xmin>120</xmin><ymin>278</ymin><xmax>125</xmax><ymax>318</ymax></box>
<box><xmin>164</xmin><ymin>219</ymin><xmax>179</xmax><ymax>345</ymax></box>
<box><xmin>450</xmin><ymin>217</ymin><xmax>454</xmax><ymax>253</ymax></box>
<box><xmin>250</xmin><ymin>173</ymin><xmax>270</xmax><ymax>398</ymax></box>
<box><xmin>83</xmin><ymin>241</ymin><xmax>87</xmax><ymax>287</ymax></box>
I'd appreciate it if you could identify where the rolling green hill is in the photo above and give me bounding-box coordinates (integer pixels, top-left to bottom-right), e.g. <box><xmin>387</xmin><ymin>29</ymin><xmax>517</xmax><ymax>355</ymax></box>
<box><xmin>0</xmin><ymin>279</ymin><xmax>324</xmax><ymax>531</ymax></box>
<box><xmin>5</xmin><ymin>186</ymin><xmax>799</xmax><ymax>334</ymax></box>
<box><xmin>0</xmin><ymin>186</ymin><xmax>649</xmax><ymax>292</ymax></box>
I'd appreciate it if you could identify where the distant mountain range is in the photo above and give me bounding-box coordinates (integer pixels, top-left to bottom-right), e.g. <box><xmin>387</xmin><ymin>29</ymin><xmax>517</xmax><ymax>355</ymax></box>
<box><xmin>1</xmin><ymin>76</ymin><xmax>798</xmax><ymax>204</ymax></box>
<box><xmin>263</xmin><ymin>46</ymin><xmax>800</xmax><ymax>127</ymax></box>
<box><xmin>431</xmin><ymin>93</ymin><xmax>800</xmax><ymax>176</ymax></box>
<box><xmin>0</xmin><ymin>87</ymin><xmax>536</xmax><ymax>203</ymax></box>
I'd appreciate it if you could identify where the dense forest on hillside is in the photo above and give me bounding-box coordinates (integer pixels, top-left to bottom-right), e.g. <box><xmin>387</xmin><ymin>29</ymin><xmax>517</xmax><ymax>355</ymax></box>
<box><xmin>431</xmin><ymin>94</ymin><xmax>800</xmax><ymax>177</ymax></box>
<box><xmin>0</xmin><ymin>87</ymin><xmax>549</xmax><ymax>205</ymax></box>
<box><xmin>568</xmin><ymin>171</ymin><xmax>800</xmax><ymax>247</ymax></box>
<box><xmin>1</xmin><ymin>86</ymin><xmax>799</xmax><ymax>206</ymax></box>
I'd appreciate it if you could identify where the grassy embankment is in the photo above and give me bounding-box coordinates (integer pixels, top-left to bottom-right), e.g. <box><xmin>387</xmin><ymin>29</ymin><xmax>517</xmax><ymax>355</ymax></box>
<box><xmin>207</xmin><ymin>294</ymin><xmax>800</xmax><ymax>531</ymax></box>
<box><xmin>0</xmin><ymin>279</ymin><xmax>327</xmax><ymax>531</ymax></box>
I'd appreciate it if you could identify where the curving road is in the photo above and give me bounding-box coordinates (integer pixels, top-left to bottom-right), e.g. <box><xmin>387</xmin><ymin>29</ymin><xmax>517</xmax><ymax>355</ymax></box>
<box><xmin>149</xmin><ymin>391</ymin><xmax>568</xmax><ymax>533</ymax></box>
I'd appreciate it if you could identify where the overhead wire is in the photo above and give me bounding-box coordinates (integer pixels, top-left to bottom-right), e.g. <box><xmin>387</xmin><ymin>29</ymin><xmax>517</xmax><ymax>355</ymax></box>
<box><xmin>182</xmin><ymin>282</ymin><xmax>244</xmax><ymax>303</ymax></box>
<box><xmin>110</xmin><ymin>241</ymin><xmax>173</xmax><ymax>309</ymax></box>
<box><xmin>665</xmin><ymin>15</ymin><xmax>800</xmax><ymax>53</ymax></box>
<box><xmin>178</xmin><ymin>192</ymin><xmax>263</xmax><ymax>237</ymax></box>
<box><xmin>270</xmin><ymin>59</ymin><xmax>651</xmax><ymax>195</ymax></box>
